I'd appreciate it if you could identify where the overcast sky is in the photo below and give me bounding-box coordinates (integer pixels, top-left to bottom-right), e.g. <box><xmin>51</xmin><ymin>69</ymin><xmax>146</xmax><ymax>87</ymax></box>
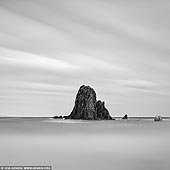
<box><xmin>0</xmin><ymin>0</ymin><xmax>170</xmax><ymax>117</ymax></box>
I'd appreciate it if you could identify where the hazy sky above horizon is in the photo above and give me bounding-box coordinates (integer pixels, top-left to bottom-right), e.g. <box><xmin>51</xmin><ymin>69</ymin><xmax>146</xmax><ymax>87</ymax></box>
<box><xmin>0</xmin><ymin>0</ymin><xmax>170</xmax><ymax>117</ymax></box>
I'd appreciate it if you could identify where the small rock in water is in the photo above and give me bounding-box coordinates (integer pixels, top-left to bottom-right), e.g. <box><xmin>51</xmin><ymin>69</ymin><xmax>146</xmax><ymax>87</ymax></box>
<box><xmin>53</xmin><ymin>115</ymin><xmax>63</xmax><ymax>119</ymax></box>
<box><xmin>122</xmin><ymin>114</ymin><xmax>128</xmax><ymax>120</ymax></box>
<box><xmin>154</xmin><ymin>116</ymin><xmax>162</xmax><ymax>121</ymax></box>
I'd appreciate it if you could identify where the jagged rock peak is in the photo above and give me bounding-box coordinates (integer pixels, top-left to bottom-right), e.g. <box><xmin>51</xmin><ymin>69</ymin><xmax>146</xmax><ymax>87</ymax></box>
<box><xmin>122</xmin><ymin>114</ymin><xmax>128</xmax><ymax>119</ymax></box>
<box><xmin>96</xmin><ymin>100</ymin><xmax>112</xmax><ymax>120</ymax></box>
<box><xmin>67</xmin><ymin>85</ymin><xmax>112</xmax><ymax>120</ymax></box>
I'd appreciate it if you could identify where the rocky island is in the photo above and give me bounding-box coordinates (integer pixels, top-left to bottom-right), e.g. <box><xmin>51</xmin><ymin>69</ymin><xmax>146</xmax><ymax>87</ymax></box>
<box><xmin>64</xmin><ymin>85</ymin><xmax>113</xmax><ymax>120</ymax></box>
<box><xmin>122</xmin><ymin>114</ymin><xmax>128</xmax><ymax>120</ymax></box>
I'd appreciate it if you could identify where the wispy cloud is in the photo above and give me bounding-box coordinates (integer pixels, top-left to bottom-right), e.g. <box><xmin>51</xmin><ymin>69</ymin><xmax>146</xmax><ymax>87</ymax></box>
<box><xmin>118</xmin><ymin>79</ymin><xmax>159</xmax><ymax>90</ymax></box>
<box><xmin>64</xmin><ymin>53</ymin><xmax>130</xmax><ymax>72</ymax></box>
<box><xmin>0</xmin><ymin>47</ymin><xmax>80</xmax><ymax>72</ymax></box>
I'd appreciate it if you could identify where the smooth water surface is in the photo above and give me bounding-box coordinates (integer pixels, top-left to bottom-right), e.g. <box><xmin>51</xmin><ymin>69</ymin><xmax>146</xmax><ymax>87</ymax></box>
<box><xmin>0</xmin><ymin>118</ymin><xmax>170</xmax><ymax>170</ymax></box>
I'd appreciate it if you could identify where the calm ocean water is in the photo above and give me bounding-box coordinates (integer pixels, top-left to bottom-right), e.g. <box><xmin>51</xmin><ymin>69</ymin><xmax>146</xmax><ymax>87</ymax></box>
<box><xmin>0</xmin><ymin>118</ymin><xmax>170</xmax><ymax>170</ymax></box>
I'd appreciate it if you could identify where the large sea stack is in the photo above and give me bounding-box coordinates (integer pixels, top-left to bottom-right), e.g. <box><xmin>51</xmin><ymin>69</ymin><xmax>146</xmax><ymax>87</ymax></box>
<box><xmin>67</xmin><ymin>85</ymin><xmax>112</xmax><ymax>120</ymax></box>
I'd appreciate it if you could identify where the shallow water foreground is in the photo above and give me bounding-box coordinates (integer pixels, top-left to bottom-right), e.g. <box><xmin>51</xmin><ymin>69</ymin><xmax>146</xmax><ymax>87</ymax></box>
<box><xmin>0</xmin><ymin>118</ymin><xmax>170</xmax><ymax>170</ymax></box>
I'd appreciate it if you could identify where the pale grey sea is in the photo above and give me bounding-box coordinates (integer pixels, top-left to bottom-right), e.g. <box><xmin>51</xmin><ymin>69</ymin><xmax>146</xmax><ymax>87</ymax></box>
<box><xmin>0</xmin><ymin>118</ymin><xmax>170</xmax><ymax>170</ymax></box>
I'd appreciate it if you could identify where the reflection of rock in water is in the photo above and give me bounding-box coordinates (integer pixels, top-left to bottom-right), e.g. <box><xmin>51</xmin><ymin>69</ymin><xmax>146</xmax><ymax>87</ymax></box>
<box><xmin>122</xmin><ymin>114</ymin><xmax>128</xmax><ymax>120</ymax></box>
<box><xmin>67</xmin><ymin>85</ymin><xmax>112</xmax><ymax>120</ymax></box>
<box><xmin>154</xmin><ymin>116</ymin><xmax>162</xmax><ymax>121</ymax></box>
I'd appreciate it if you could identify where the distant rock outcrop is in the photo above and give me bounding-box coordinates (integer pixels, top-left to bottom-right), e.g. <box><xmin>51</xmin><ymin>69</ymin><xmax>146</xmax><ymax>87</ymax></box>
<box><xmin>53</xmin><ymin>115</ymin><xmax>63</xmax><ymax>119</ymax></box>
<box><xmin>66</xmin><ymin>85</ymin><xmax>112</xmax><ymax>120</ymax></box>
<box><xmin>122</xmin><ymin>114</ymin><xmax>128</xmax><ymax>120</ymax></box>
<box><xmin>154</xmin><ymin>116</ymin><xmax>162</xmax><ymax>122</ymax></box>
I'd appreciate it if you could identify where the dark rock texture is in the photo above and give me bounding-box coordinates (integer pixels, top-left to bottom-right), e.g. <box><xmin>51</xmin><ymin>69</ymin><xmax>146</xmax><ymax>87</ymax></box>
<box><xmin>53</xmin><ymin>115</ymin><xmax>63</xmax><ymax>119</ymax></box>
<box><xmin>67</xmin><ymin>85</ymin><xmax>97</xmax><ymax>120</ymax></box>
<box><xmin>154</xmin><ymin>116</ymin><xmax>162</xmax><ymax>121</ymax></box>
<box><xmin>122</xmin><ymin>114</ymin><xmax>128</xmax><ymax>119</ymax></box>
<box><xmin>67</xmin><ymin>85</ymin><xmax>112</xmax><ymax>120</ymax></box>
<box><xmin>96</xmin><ymin>100</ymin><xmax>112</xmax><ymax>120</ymax></box>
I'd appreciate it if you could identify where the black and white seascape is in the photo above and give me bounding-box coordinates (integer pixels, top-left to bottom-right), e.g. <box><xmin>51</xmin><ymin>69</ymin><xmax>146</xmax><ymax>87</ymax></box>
<box><xmin>0</xmin><ymin>1</ymin><xmax>170</xmax><ymax>170</ymax></box>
